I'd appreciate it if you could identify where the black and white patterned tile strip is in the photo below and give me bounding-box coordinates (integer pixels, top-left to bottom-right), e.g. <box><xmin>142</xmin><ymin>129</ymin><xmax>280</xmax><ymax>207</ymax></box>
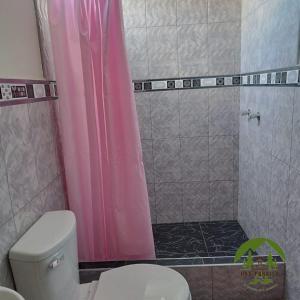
<box><xmin>133</xmin><ymin>66</ymin><xmax>300</xmax><ymax>92</ymax></box>
<box><xmin>0</xmin><ymin>79</ymin><xmax>58</xmax><ymax>106</ymax></box>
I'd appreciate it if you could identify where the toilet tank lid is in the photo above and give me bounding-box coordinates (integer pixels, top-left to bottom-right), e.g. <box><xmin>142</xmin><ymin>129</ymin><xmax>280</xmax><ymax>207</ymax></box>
<box><xmin>9</xmin><ymin>211</ymin><xmax>76</xmax><ymax>262</ymax></box>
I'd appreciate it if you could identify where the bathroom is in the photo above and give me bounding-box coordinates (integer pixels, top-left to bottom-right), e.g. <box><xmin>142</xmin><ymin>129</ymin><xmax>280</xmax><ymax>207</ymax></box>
<box><xmin>0</xmin><ymin>0</ymin><xmax>299</xmax><ymax>299</ymax></box>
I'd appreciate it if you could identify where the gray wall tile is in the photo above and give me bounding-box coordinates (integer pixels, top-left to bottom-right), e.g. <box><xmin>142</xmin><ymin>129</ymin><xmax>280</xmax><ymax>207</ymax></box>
<box><xmin>125</xmin><ymin>27</ymin><xmax>148</xmax><ymax>79</ymax></box>
<box><xmin>147</xmin><ymin>26</ymin><xmax>178</xmax><ymax>78</ymax></box>
<box><xmin>38</xmin><ymin>176</ymin><xmax>65</xmax><ymax>213</ymax></box>
<box><xmin>155</xmin><ymin>183</ymin><xmax>183</xmax><ymax>223</ymax></box>
<box><xmin>233</xmin><ymin>180</ymin><xmax>239</xmax><ymax>219</ymax></box>
<box><xmin>179</xmin><ymin>90</ymin><xmax>209</xmax><ymax>137</ymax></box>
<box><xmin>175</xmin><ymin>264</ymin><xmax>284</xmax><ymax>300</ymax></box>
<box><xmin>286</xmin><ymin>242</ymin><xmax>300</xmax><ymax>300</ymax></box>
<box><xmin>27</xmin><ymin>102</ymin><xmax>55</xmax><ymax>144</ymax></box>
<box><xmin>180</xmin><ymin>137</ymin><xmax>209</xmax><ymax>182</ymax></box>
<box><xmin>265</xmin><ymin>0</ymin><xmax>300</xmax><ymax>69</ymax></box>
<box><xmin>14</xmin><ymin>192</ymin><xmax>43</xmax><ymax>237</ymax></box>
<box><xmin>212</xmin><ymin>264</ymin><xmax>285</xmax><ymax>300</ymax></box>
<box><xmin>14</xmin><ymin>175</ymin><xmax>65</xmax><ymax>238</ymax></box>
<box><xmin>241</xmin><ymin>0</ymin><xmax>300</xmax><ymax>73</ymax></box>
<box><xmin>269</xmin><ymin>157</ymin><xmax>289</xmax><ymax>251</ymax></box>
<box><xmin>122</xmin><ymin>0</ymin><xmax>146</xmax><ymax>28</ymax></box>
<box><xmin>287</xmin><ymin>168</ymin><xmax>300</xmax><ymax>248</ymax></box>
<box><xmin>208</xmin><ymin>0</ymin><xmax>241</xmax><ymax>23</ymax></box>
<box><xmin>146</xmin><ymin>0</ymin><xmax>177</xmax><ymax>26</ymax></box>
<box><xmin>253</xmin><ymin>150</ymin><xmax>272</xmax><ymax>239</ymax></box>
<box><xmin>241</xmin><ymin>0</ymin><xmax>267</xmax><ymax>19</ymax></box>
<box><xmin>272</xmin><ymin>88</ymin><xmax>294</xmax><ymax>164</ymax></box>
<box><xmin>147</xmin><ymin>183</ymin><xmax>156</xmax><ymax>223</ymax></box>
<box><xmin>173</xmin><ymin>266</ymin><xmax>213</xmax><ymax>300</ymax></box>
<box><xmin>232</xmin><ymin>89</ymin><xmax>240</xmax><ymax>136</ymax></box>
<box><xmin>141</xmin><ymin>139</ymin><xmax>154</xmax><ymax>183</ymax></box>
<box><xmin>178</xmin><ymin>24</ymin><xmax>208</xmax><ymax>77</ymax></box>
<box><xmin>0</xmin><ymin>147</ymin><xmax>12</xmax><ymax>227</ymax></box>
<box><xmin>213</xmin><ymin>266</ymin><xmax>253</xmax><ymax>300</ymax></box>
<box><xmin>151</xmin><ymin>91</ymin><xmax>179</xmax><ymax>138</ymax></box>
<box><xmin>209</xmin><ymin>136</ymin><xmax>233</xmax><ymax>181</ymax></box>
<box><xmin>0</xmin><ymin>105</ymin><xmax>39</xmax><ymax>214</ymax></box>
<box><xmin>34</xmin><ymin>138</ymin><xmax>58</xmax><ymax>192</ymax></box>
<box><xmin>210</xmin><ymin>181</ymin><xmax>234</xmax><ymax>220</ymax></box>
<box><xmin>177</xmin><ymin>0</ymin><xmax>208</xmax><ymax>25</ymax></box>
<box><xmin>135</xmin><ymin>93</ymin><xmax>152</xmax><ymax>139</ymax></box>
<box><xmin>291</xmin><ymin>88</ymin><xmax>300</xmax><ymax>172</ymax></box>
<box><xmin>0</xmin><ymin>105</ymin><xmax>31</xmax><ymax>160</ymax></box>
<box><xmin>286</xmin><ymin>168</ymin><xmax>300</xmax><ymax>300</ymax></box>
<box><xmin>233</xmin><ymin>134</ymin><xmax>239</xmax><ymax>181</ymax></box>
<box><xmin>182</xmin><ymin>182</ymin><xmax>210</xmax><ymax>222</ymax></box>
<box><xmin>153</xmin><ymin>138</ymin><xmax>181</xmax><ymax>183</ymax></box>
<box><xmin>28</xmin><ymin>105</ymin><xmax>58</xmax><ymax>181</ymax></box>
<box><xmin>6</xmin><ymin>142</ymin><xmax>39</xmax><ymax>214</ymax></box>
<box><xmin>209</xmin><ymin>88</ymin><xmax>235</xmax><ymax>136</ymax></box>
<box><xmin>208</xmin><ymin>22</ymin><xmax>241</xmax><ymax>75</ymax></box>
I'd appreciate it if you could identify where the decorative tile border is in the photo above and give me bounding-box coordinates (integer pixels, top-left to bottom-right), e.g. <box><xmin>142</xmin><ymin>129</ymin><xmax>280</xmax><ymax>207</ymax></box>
<box><xmin>133</xmin><ymin>66</ymin><xmax>300</xmax><ymax>92</ymax></box>
<box><xmin>0</xmin><ymin>79</ymin><xmax>58</xmax><ymax>106</ymax></box>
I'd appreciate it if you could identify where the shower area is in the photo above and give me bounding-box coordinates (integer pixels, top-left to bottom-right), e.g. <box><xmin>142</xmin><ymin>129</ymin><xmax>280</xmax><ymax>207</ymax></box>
<box><xmin>124</xmin><ymin>0</ymin><xmax>243</xmax><ymax>260</ymax></box>
<box><xmin>117</xmin><ymin>0</ymin><xmax>299</xmax><ymax>297</ymax></box>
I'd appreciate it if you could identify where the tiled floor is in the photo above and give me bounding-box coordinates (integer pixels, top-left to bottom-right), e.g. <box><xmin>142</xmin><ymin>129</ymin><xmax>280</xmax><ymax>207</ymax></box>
<box><xmin>79</xmin><ymin>220</ymin><xmax>250</xmax><ymax>279</ymax></box>
<box><xmin>79</xmin><ymin>221</ymin><xmax>266</xmax><ymax>284</ymax></box>
<box><xmin>153</xmin><ymin>220</ymin><xmax>249</xmax><ymax>258</ymax></box>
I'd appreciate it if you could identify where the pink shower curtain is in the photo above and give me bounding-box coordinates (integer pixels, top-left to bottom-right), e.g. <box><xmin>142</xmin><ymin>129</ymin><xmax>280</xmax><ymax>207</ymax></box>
<box><xmin>48</xmin><ymin>0</ymin><xmax>155</xmax><ymax>261</ymax></box>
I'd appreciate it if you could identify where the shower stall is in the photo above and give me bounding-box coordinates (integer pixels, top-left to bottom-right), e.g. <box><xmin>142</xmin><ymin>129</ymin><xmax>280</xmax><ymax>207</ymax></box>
<box><xmin>120</xmin><ymin>0</ymin><xmax>300</xmax><ymax>299</ymax></box>
<box><xmin>124</xmin><ymin>0</ymin><xmax>242</xmax><ymax>258</ymax></box>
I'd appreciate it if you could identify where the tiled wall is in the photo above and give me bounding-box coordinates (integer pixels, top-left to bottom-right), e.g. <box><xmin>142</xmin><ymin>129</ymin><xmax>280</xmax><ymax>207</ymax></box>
<box><xmin>0</xmin><ymin>102</ymin><xmax>66</xmax><ymax>288</ymax></box>
<box><xmin>174</xmin><ymin>264</ymin><xmax>285</xmax><ymax>300</ymax></box>
<box><xmin>241</xmin><ymin>0</ymin><xmax>300</xmax><ymax>73</ymax></box>
<box><xmin>122</xmin><ymin>0</ymin><xmax>241</xmax><ymax>223</ymax></box>
<box><xmin>123</xmin><ymin>0</ymin><xmax>241</xmax><ymax>79</ymax></box>
<box><xmin>238</xmin><ymin>0</ymin><xmax>300</xmax><ymax>299</ymax></box>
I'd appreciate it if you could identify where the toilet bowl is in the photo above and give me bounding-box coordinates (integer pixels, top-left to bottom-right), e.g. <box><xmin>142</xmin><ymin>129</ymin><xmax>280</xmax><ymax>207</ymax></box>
<box><xmin>0</xmin><ymin>286</ymin><xmax>25</xmax><ymax>300</ymax></box>
<box><xmin>9</xmin><ymin>211</ymin><xmax>191</xmax><ymax>300</ymax></box>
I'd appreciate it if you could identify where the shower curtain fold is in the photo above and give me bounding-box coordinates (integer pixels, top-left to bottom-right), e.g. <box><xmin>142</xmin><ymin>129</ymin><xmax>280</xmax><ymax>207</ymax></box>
<box><xmin>46</xmin><ymin>0</ymin><xmax>155</xmax><ymax>261</ymax></box>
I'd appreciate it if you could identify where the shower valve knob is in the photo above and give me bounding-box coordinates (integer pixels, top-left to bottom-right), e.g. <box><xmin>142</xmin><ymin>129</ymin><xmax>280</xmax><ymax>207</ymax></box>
<box><xmin>249</xmin><ymin>112</ymin><xmax>261</xmax><ymax>121</ymax></box>
<box><xmin>241</xmin><ymin>109</ymin><xmax>251</xmax><ymax>116</ymax></box>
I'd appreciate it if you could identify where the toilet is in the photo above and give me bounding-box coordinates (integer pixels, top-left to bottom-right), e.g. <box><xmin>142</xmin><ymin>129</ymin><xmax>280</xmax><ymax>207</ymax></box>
<box><xmin>9</xmin><ymin>211</ymin><xmax>191</xmax><ymax>300</ymax></box>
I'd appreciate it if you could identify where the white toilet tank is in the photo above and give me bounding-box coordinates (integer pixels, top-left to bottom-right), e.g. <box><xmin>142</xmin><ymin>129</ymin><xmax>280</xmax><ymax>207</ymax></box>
<box><xmin>9</xmin><ymin>211</ymin><xmax>79</xmax><ymax>300</ymax></box>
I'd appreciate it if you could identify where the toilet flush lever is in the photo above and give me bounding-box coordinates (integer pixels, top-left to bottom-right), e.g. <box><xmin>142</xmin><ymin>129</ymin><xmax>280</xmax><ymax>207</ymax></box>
<box><xmin>49</xmin><ymin>254</ymin><xmax>64</xmax><ymax>269</ymax></box>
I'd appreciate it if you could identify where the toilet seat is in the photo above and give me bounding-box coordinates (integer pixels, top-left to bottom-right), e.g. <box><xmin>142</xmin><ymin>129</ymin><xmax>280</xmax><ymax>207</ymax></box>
<box><xmin>93</xmin><ymin>264</ymin><xmax>191</xmax><ymax>300</ymax></box>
